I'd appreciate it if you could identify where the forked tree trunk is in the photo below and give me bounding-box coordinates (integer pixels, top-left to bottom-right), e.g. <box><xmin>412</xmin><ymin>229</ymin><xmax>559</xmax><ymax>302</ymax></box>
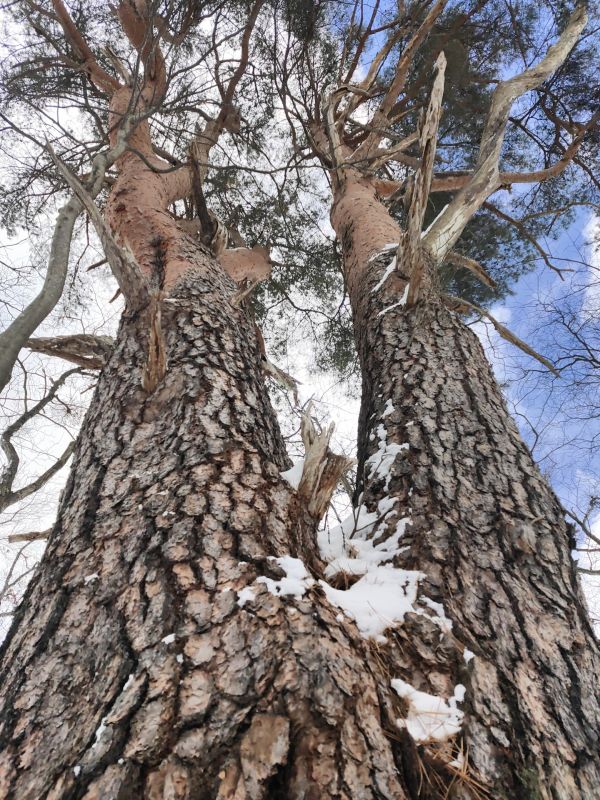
<box><xmin>1</xmin><ymin>177</ymin><xmax>599</xmax><ymax>800</ymax></box>
<box><xmin>331</xmin><ymin>177</ymin><xmax>600</xmax><ymax>798</ymax></box>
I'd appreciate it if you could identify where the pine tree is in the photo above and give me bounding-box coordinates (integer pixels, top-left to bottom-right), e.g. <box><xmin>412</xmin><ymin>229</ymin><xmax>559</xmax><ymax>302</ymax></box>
<box><xmin>0</xmin><ymin>1</ymin><xmax>598</xmax><ymax>798</ymax></box>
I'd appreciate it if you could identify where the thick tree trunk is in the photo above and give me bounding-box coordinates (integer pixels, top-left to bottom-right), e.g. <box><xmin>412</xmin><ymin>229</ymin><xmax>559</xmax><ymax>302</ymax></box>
<box><xmin>0</xmin><ymin>248</ymin><xmax>420</xmax><ymax>799</ymax></box>
<box><xmin>331</xmin><ymin>178</ymin><xmax>600</xmax><ymax>797</ymax></box>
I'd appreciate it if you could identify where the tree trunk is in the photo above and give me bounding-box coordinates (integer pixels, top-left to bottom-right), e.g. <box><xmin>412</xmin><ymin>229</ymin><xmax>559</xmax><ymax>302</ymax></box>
<box><xmin>331</xmin><ymin>177</ymin><xmax>600</xmax><ymax>798</ymax></box>
<box><xmin>0</xmin><ymin>247</ymin><xmax>419</xmax><ymax>799</ymax></box>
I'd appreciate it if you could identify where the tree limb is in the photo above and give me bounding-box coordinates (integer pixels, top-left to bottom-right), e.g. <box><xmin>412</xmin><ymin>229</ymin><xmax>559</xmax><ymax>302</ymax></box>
<box><xmin>51</xmin><ymin>0</ymin><xmax>121</xmax><ymax>94</ymax></box>
<box><xmin>423</xmin><ymin>4</ymin><xmax>587</xmax><ymax>263</ymax></box>
<box><xmin>0</xmin><ymin>136</ymin><xmax>129</xmax><ymax>394</ymax></box>
<box><xmin>7</xmin><ymin>529</ymin><xmax>52</xmax><ymax>544</ymax></box>
<box><xmin>443</xmin><ymin>294</ymin><xmax>559</xmax><ymax>376</ymax></box>
<box><xmin>114</xmin><ymin>0</ymin><xmax>167</xmax><ymax>102</ymax></box>
<box><xmin>27</xmin><ymin>334</ymin><xmax>114</xmax><ymax>369</ymax></box>
<box><xmin>446</xmin><ymin>252</ymin><xmax>497</xmax><ymax>289</ymax></box>
<box><xmin>0</xmin><ymin>367</ymin><xmax>80</xmax><ymax>513</ymax></box>
<box><xmin>352</xmin><ymin>0</ymin><xmax>447</xmax><ymax>163</ymax></box>
<box><xmin>405</xmin><ymin>52</ymin><xmax>446</xmax><ymax>306</ymax></box>
<box><xmin>47</xmin><ymin>144</ymin><xmax>150</xmax><ymax>310</ymax></box>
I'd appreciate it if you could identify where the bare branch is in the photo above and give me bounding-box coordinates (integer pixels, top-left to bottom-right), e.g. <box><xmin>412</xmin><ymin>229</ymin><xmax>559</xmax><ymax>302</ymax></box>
<box><xmin>429</xmin><ymin>110</ymin><xmax>599</xmax><ymax>193</ymax></box>
<box><xmin>1</xmin><ymin>367</ymin><xmax>80</xmax><ymax>513</ymax></box>
<box><xmin>423</xmin><ymin>4</ymin><xmax>587</xmax><ymax>263</ymax></box>
<box><xmin>444</xmin><ymin>295</ymin><xmax>559</xmax><ymax>376</ymax></box>
<box><xmin>484</xmin><ymin>201</ymin><xmax>569</xmax><ymax>279</ymax></box>
<box><xmin>27</xmin><ymin>334</ymin><xmax>114</xmax><ymax>370</ymax></box>
<box><xmin>0</xmin><ymin>134</ymin><xmax>129</xmax><ymax>394</ymax></box>
<box><xmin>446</xmin><ymin>252</ymin><xmax>497</xmax><ymax>289</ymax></box>
<box><xmin>352</xmin><ymin>0</ymin><xmax>447</xmax><ymax>162</ymax></box>
<box><xmin>47</xmin><ymin>145</ymin><xmax>150</xmax><ymax>310</ymax></box>
<box><xmin>51</xmin><ymin>0</ymin><xmax>121</xmax><ymax>94</ymax></box>
<box><xmin>405</xmin><ymin>52</ymin><xmax>446</xmax><ymax>306</ymax></box>
<box><xmin>115</xmin><ymin>0</ymin><xmax>167</xmax><ymax>102</ymax></box>
<box><xmin>6</xmin><ymin>441</ymin><xmax>75</xmax><ymax>512</ymax></box>
<box><xmin>7</xmin><ymin>529</ymin><xmax>51</xmax><ymax>545</ymax></box>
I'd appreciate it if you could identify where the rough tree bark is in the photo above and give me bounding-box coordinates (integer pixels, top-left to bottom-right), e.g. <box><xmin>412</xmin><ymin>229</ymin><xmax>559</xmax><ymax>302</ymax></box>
<box><xmin>2</xmin><ymin>2</ymin><xmax>598</xmax><ymax>798</ymax></box>
<box><xmin>330</xmin><ymin>175</ymin><xmax>600</xmax><ymax>798</ymax></box>
<box><xmin>0</xmin><ymin>7</ymin><xmax>446</xmax><ymax>794</ymax></box>
<box><xmin>0</xmin><ymin>253</ymin><xmax>414</xmax><ymax>800</ymax></box>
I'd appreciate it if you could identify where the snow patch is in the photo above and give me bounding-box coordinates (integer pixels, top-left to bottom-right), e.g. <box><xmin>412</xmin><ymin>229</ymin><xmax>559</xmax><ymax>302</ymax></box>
<box><xmin>280</xmin><ymin>459</ymin><xmax>304</xmax><ymax>490</ymax></box>
<box><xmin>257</xmin><ymin>556</ymin><xmax>314</xmax><ymax>598</ymax></box>
<box><xmin>73</xmin><ymin>766</ymin><xmax>81</xmax><ymax>777</ymax></box>
<box><xmin>315</xmin><ymin>405</ymin><xmax>456</xmax><ymax>646</ymax></box>
<box><xmin>123</xmin><ymin>673</ymin><xmax>134</xmax><ymax>691</ymax></box>
<box><xmin>368</xmin><ymin>242</ymin><xmax>399</xmax><ymax>263</ymax></box>
<box><xmin>392</xmin><ymin>678</ymin><xmax>465</xmax><ymax>742</ymax></box>
<box><xmin>84</xmin><ymin>573</ymin><xmax>99</xmax><ymax>585</ymax></box>
<box><xmin>237</xmin><ymin>586</ymin><xmax>256</xmax><ymax>607</ymax></box>
<box><xmin>93</xmin><ymin>718</ymin><xmax>108</xmax><ymax>748</ymax></box>
<box><xmin>463</xmin><ymin>648</ymin><xmax>475</xmax><ymax>664</ymax></box>
<box><xmin>321</xmin><ymin>566</ymin><xmax>423</xmax><ymax>641</ymax></box>
<box><xmin>372</xmin><ymin>257</ymin><xmax>396</xmax><ymax>293</ymax></box>
<box><xmin>418</xmin><ymin>597</ymin><xmax>453</xmax><ymax>633</ymax></box>
<box><xmin>162</xmin><ymin>633</ymin><xmax>176</xmax><ymax>645</ymax></box>
<box><xmin>322</xmin><ymin>518</ymin><xmax>410</xmax><ymax>578</ymax></box>
<box><xmin>378</xmin><ymin>285</ymin><xmax>410</xmax><ymax>317</ymax></box>
<box><xmin>366</xmin><ymin>423</ymin><xmax>409</xmax><ymax>491</ymax></box>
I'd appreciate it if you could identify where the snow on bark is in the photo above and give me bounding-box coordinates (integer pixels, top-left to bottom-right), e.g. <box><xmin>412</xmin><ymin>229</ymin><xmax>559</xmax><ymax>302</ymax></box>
<box><xmin>330</xmin><ymin>172</ymin><xmax>600</xmax><ymax>796</ymax></box>
<box><xmin>0</xmin><ymin>263</ymin><xmax>415</xmax><ymax>799</ymax></box>
<box><xmin>321</xmin><ymin>566</ymin><xmax>422</xmax><ymax>640</ymax></box>
<box><xmin>391</xmin><ymin>678</ymin><xmax>465</xmax><ymax>743</ymax></box>
<box><xmin>256</xmin><ymin>555</ymin><xmax>315</xmax><ymax>598</ymax></box>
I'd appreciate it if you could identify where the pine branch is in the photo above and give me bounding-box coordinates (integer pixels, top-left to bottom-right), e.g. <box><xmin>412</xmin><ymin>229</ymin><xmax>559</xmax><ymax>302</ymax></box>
<box><xmin>423</xmin><ymin>4</ymin><xmax>587</xmax><ymax>263</ymax></box>
<box><xmin>443</xmin><ymin>294</ymin><xmax>559</xmax><ymax>376</ymax></box>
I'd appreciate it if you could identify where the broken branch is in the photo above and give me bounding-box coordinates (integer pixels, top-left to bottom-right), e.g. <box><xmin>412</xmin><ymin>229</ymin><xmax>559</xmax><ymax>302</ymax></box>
<box><xmin>27</xmin><ymin>334</ymin><xmax>114</xmax><ymax>370</ymax></box>
<box><xmin>446</xmin><ymin>252</ymin><xmax>497</xmax><ymax>289</ymax></box>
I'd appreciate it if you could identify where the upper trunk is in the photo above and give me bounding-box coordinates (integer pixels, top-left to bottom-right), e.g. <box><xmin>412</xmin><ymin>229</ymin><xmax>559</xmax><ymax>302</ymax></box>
<box><xmin>331</xmin><ymin>175</ymin><xmax>600</xmax><ymax>797</ymax></box>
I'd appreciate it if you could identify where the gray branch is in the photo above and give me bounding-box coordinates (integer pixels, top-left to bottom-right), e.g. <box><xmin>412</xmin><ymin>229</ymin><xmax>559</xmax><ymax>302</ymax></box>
<box><xmin>0</xmin><ymin>132</ymin><xmax>131</xmax><ymax>395</ymax></box>
<box><xmin>0</xmin><ymin>367</ymin><xmax>80</xmax><ymax>513</ymax></box>
<box><xmin>27</xmin><ymin>334</ymin><xmax>114</xmax><ymax>369</ymax></box>
<box><xmin>423</xmin><ymin>4</ymin><xmax>587</xmax><ymax>263</ymax></box>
